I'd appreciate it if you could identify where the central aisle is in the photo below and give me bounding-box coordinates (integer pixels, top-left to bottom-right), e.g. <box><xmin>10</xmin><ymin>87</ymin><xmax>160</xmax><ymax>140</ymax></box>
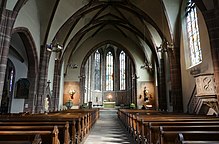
<box><xmin>83</xmin><ymin>109</ymin><xmax>136</xmax><ymax>144</ymax></box>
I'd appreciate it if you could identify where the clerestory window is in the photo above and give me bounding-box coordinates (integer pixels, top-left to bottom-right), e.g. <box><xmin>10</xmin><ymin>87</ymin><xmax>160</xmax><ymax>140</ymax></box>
<box><xmin>186</xmin><ymin>0</ymin><xmax>202</xmax><ymax>67</ymax></box>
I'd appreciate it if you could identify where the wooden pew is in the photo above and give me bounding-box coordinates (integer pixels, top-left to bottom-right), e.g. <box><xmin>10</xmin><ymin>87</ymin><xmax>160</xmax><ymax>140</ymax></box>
<box><xmin>0</xmin><ymin>118</ymin><xmax>73</xmax><ymax>143</ymax></box>
<box><xmin>141</xmin><ymin>118</ymin><xmax>219</xmax><ymax>144</ymax></box>
<box><xmin>160</xmin><ymin>130</ymin><xmax>219</xmax><ymax>144</ymax></box>
<box><xmin>118</xmin><ymin>109</ymin><xmax>170</xmax><ymax>143</ymax></box>
<box><xmin>117</xmin><ymin>109</ymin><xmax>219</xmax><ymax>144</ymax></box>
<box><xmin>0</xmin><ymin>134</ymin><xmax>41</xmax><ymax>144</ymax></box>
<box><xmin>0</xmin><ymin>108</ymin><xmax>99</xmax><ymax>144</ymax></box>
<box><xmin>0</xmin><ymin>126</ymin><xmax>59</xmax><ymax>144</ymax></box>
<box><xmin>46</xmin><ymin>112</ymin><xmax>87</xmax><ymax>142</ymax></box>
<box><xmin>0</xmin><ymin>121</ymin><xmax>70</xmax><ymax>144</ymax></box>
<box><xmin>176</xmin><ymin>133</ymin><xmax>219</xmax><ymax>144</ymax></box>
<box><xmin>0</xmin><ymin>123</ymin><xmax>69</xmax><ymax>143</ymax></box>
<box><xmin>49</xmin><ymin>108</ymin><xmax>99</xmax><ymax>141</ymax></box>
<box><xmin>60</xmin><ymin>108</ymin><xmax>100</xmax><ymax>138</ymax></box>
<box><xmin>0</xmin><ymin>114</ymin><xmax>78</xmax><ymax>143</ymax></box>
<box><xmin>159</xmin><ymin>125</ymin><xmax>219</xmax><ymax>143</ymax></box>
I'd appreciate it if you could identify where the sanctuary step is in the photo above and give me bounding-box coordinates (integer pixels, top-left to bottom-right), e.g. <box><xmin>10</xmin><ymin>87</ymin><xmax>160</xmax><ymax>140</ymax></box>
<box><xmin>83</xmin><ymin>109</ymin><xmax>135</xmax><ymax>144</ymax></box>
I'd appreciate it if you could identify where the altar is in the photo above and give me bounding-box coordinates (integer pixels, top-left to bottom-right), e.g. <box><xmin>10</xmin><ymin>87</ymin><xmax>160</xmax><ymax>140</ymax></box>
<box><xmin>103</xmin><ymin>101</ymin><xmax>116</xmax><ymax>108</ymax></box>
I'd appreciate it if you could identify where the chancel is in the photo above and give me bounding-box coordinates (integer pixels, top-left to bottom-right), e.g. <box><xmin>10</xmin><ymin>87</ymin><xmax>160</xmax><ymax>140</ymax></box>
<box><xmin>1</xmin><ymin>0</ymin><xmax>219</xmax><ymax>143</ymax></box>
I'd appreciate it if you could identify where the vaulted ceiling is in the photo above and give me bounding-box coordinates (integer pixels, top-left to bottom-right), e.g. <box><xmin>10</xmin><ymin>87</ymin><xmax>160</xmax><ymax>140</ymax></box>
<box><xmin>5</xmin><ymin>0</ymin><xmax>219</xmax><ymax>69</ymax></box>
<box><xmin>37</xmin><ymin>0</ymin><xmax>219</xmax><ymax>75</ymax></box>
<box><xmin>35</xmin><ymin>0</ymin><xmax>185</xmax><ymax>67</ymax></box>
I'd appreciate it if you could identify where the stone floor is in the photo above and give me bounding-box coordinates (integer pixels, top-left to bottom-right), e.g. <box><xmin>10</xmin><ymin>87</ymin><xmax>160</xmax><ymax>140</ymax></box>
<box><xmin>83</xmin><ymin>109</ymin><xmax>136</xmax><ymax>144</ymax></box>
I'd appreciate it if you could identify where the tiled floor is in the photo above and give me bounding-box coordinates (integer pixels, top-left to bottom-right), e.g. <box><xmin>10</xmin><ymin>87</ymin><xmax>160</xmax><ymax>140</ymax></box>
<box><xmin>83</xmin><ymin>109</ymin><xmax>136</xmax><ymax>144</ymax></box>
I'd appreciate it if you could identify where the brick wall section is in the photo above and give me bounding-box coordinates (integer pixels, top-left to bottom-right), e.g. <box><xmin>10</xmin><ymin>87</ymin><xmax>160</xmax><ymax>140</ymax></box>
<box><xmin>0</xmin><ymin>9</ymin><xmax>16</xmax><ymax>106</ymax></box>
<box><xmin>167</xmin><ymin>46</ymin><xmax>183</xmax><ymax>112</ymax></box>
<box><xmin>203</xmin><ymin>9</ymin><xmax>219</xmax><ymax>102</ymax></box>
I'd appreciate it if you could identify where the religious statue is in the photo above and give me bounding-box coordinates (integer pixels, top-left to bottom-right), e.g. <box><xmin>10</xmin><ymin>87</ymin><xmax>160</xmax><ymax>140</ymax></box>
<box><xmin>44</xmin><ymin>96</ymin><xmax>49</xmax><ymax>112</ymax></box>
<box><xmin>143</xmin><ymin>86</ymin><xmax>149</xmax><ymax>102</ymax></box>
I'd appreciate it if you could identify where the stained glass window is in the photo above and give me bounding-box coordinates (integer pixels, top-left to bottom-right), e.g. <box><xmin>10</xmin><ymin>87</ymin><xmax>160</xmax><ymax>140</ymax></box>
<box><xmin>9</xmin><ymin>69</ymin><xmax>14</xmax><ymax>92</ymax></box>
<box><xmin>94</xmin><ymin>50</ymin><xmax>101</xmax><ymax>90</ymax></box>
<box><xmin>186</xmin><ymin>0</ymin><xmax>202</xmax><ymax>67</ymax></box>
<box><xmin>120</xmin><ymin>51</ymin><xmax>126</xmax><ymax>90</ymax></box>
<box><xmin>7</xmin><ymin>59</ymin><xmax>15</xmax><ymax>94</ymax></box>
<box><xmin>106</xmin><ymin>51</ymin><xmax>113</xmax><ymax>91</ymax></box>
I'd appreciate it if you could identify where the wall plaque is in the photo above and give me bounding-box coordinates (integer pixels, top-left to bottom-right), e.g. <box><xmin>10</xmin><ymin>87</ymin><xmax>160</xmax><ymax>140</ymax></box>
<box><xmin>195</xmin><ymin>74</ymin><xmax>216</xmax><ymax>96</ymax></box>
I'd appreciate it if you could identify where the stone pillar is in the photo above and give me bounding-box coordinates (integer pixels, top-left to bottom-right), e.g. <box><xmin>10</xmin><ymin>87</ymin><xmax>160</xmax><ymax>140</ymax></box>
<box><xmin>167</xmin><ymin>46</ymin><xmax>183</xmax><ymax>112</ymax></box>
<box><xmin>35</xmin><ymin>46</ymin><xmax>50</xmax><ymax>113</ymax></box>
<box><xmin>203</xmin><ymin>9</ymin><xmax>219</xmax><ymax>102</ymax></box>
<box><xmin>80</xmin><ymin>75</ymin><xmax>86</xmax><ymax>104</ymax></box>
<box><xmin>158</xmin><ymin>56</ymin><xmax>167</xmax><ymax>111</ymax></box>
<box><xmin>25</xmin><ymin>67</ymin><xmax>38</xmax><ymax>113</ymax></box>
<box><xmin>53</xmin><ymin>59</ymin><xmax>61</xmax><ymax>111</ymax></box>
<box><xmin>0</xmin><ymin>9</ymin><xmax>17</xmax><ymax>106</ymax></box>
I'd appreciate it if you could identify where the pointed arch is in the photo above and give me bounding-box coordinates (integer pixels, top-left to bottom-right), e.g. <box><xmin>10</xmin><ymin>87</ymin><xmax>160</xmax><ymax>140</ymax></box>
<box><xmin>106</xmin><ymin>50</ymin><xmax>114</xmax><ymax>91</ymax></box>
<box><xmin>119</xmin><ymin>50</ymin><xmax>126</xmax><ymax>90</ymax></box>
<box><xmin>12</xmin><ymin>27</ymin><xmax>38</xmax><ymax>112</ymax></box>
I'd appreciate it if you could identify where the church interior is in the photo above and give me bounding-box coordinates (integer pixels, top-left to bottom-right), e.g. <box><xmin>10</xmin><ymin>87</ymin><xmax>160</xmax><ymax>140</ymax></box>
<box><xmin>1</xmin><ymin>0</ymin><xmax>219</xmax><ymax>143</ymax></box>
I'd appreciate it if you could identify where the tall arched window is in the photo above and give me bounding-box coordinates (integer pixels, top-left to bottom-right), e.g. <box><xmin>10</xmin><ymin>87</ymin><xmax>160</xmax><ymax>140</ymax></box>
<box><xmin>8</xmin><ymin>60</ymin><xmax>15</xmax><ymax>95</ymax></box>
<box><xmin>83</xmin><ymin>45</ymin><xmax>135</xmax><ymax>106</ymax></box>
<box><xmin>120</xmin><ymin>51</ymin><xmax>126</xmax><ymax>90</ymax></box>
<box><xmin>186</xmin><ymin>0</ymin><xmax>202</xmax><ymax>67</ymax></box>
<box><xmin>106</xmin><ymin>51</ymin><xmax>113</xmax><ymax>91</ymax></box>
<box><xmin>94</xmin><ymin>50</ymin><xmax>101</xmax><ymax>90</ymax></box>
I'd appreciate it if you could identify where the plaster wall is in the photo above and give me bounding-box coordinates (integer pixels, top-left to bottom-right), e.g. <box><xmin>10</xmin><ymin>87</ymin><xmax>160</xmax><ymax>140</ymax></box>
<box><xmin>65</xmin><ymin>29</ymin><xmax>152</xmax><ymax>82</ymax></box>
<box><xmin>13</xmin><ymin>0</ymin><xmax>40</xmax><ymax>62</ymax></box>
<box><xmin>180</xmin><ymin>7</ymin><xmax>214</xmax><ymax>112</ymax></box>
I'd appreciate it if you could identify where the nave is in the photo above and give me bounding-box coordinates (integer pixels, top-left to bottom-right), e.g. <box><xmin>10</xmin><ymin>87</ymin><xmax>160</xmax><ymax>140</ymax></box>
<box><xmin>84</xmin><ymin>109</ymin><xmax>135</xmax><ymax>144</ymax></box>
<box><xmin>1</xmin><ymin>108</ymin><xmax>219</xmax><ymax>143</ymax></box>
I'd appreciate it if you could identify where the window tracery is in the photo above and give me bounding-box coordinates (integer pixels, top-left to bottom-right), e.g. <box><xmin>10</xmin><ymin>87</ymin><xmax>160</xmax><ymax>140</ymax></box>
<box><xmin>186</xmin><ymin>0</ymin><xmax>202</xmax><ymax>67</ymax></box>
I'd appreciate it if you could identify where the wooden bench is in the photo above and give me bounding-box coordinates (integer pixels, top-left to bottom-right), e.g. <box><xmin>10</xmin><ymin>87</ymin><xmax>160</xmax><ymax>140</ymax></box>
<box><xmin>0</xmin><ymin>134</ymin><xmax>41</xmax><ymax>144</ymax></box>
<box><xmin>140</xmin><ymin>119</ymin><xmax>219</xmax><ymax>144</ymax></box>
<box><xmin>0</xmin><ymin>126</ymin><xmax>59</xmax><ymax>144</ymax></box>
<box><xmin>176</xmin><ymin>133</ymin><xmax>219</xmax><ymax>144</ymax></box>
<box><xmin>0</xmin><ymin>124</ymin><xmax>69</xmax><ymax>143</ymax></box>
<box><xmin>161</xmin><ymin>130</ymin><xmax>219</xmax><ymax>144</ymax></box>
<box><xmin>117</xmin><ymin>109</ymin><xmax>219</xmax><ymax>144</ymax></box>
<box><xmin>159</xmin><ymin>125</ymin><xmax>219</xmax><ymax>143</ymax></box>
<box><xmin>46</xmin><ymin>110</ymin><xmax>99</xmax><ymax>142</ymax></box>
<box><xmin>0</xmin><ymin>115</ymin><xmax>77</xmax><ymax>143</ymax></box>
<box><xmin>0</xmin><ymin>108</ymin><xmax>99</xmax><ymax>144</ymax></box>
<box><xmin>60</xmin><ymin>108</ymin><xmax>100</xmax><ymax>135</ymax></box>
<box><xmin>0</xmin><ymin>121</ymin><xmax>67</xmax><ymax>142</ymax></box>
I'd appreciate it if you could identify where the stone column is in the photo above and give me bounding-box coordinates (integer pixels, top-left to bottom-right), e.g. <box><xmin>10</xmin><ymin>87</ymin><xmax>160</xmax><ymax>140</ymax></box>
<box><xmin>53</xmin><ymin>59</ymin><xmax>61</xmax><ymax>111</ymax></box>
<box><xmin>35</xmin><ymin>46</ymin><xmax>50</xmax><ymax>113</ymax></box>
<box><xmin>167</xmin><ymin>46</ymin><xmax>183</xmax><ymax>112</ymax></box>
<box><xmin>0</xmin><ymin>9</ymin><xmax>17</xmax><ymax>106</ymax></box>
<box><xmin>158</xmin><ymin>55</ymin><xmax>167</xmax><ymax>111</ymax></box>
<box><xmin>25</xmin><ymin>66</ymin><xmax>38</xmax><ymax>113</ymax></box>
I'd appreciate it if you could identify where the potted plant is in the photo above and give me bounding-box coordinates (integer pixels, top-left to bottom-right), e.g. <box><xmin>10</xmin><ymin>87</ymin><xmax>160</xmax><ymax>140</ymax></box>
<box><xmin>130</xmin><ymin>103</ymin><xmax>136</xmax><ymax>109</ymax></box>
<box><xmin>65</xmin><ymin>100</ymin><xmax>73</xmax><ymax>109</ymax></box>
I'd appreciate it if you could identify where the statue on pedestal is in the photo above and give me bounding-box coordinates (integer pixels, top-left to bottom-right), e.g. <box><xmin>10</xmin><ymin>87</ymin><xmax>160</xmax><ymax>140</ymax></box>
<box><xmin>143</xmin><ymin>87</ymin><xmax>149</xmax><ymax>102</ymax></box>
